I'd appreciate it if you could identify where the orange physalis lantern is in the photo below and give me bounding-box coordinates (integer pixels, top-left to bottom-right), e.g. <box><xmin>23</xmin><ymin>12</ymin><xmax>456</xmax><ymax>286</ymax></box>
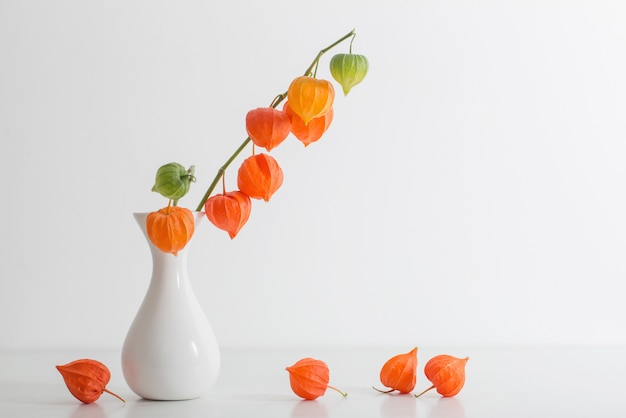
<box><xmin>287</xmin><ymin>76</ymin><xmax>335</xmax><ymax>125</ymax></box>
<box><xmin>374</xmin><ymin>347</ymin><xmax>418</xmax><ymax>394</ymax></box>
<box><xmin>237</xmin><ymin>153</ymin><xmax>283</xmax><ymax>201</ymax></box>
<box><xmin>245</xmin><ymin>107</ymin><xmax>292</xmax><ymax>151</ymax></box>
<box><xmin>286</xmin><ymin>358</ymin><xmax>347</xmax><ymax>400</ymax></box>
<box><xmin>204</xmin><ymin>190</ymin><xmax>252</xmax><ymax>239</ymax></box>
<box><xmin>146</xmin><ymin>206</ymin><xmax>195</xmax><ymax>256</ymax></box>
<box><xmin>56</xmin><ymin>359</ymin><xmax>125</xmax><ymax>404</ymax></box>
<box><xmin>415</xmin><ymin>355</ymin><xmax>469</xmax><ymax>398</ymax></box>
<box><xmin>283</xmin><ymin>101</ymin><xmax>334</xmax><ymax>147</ymax></box>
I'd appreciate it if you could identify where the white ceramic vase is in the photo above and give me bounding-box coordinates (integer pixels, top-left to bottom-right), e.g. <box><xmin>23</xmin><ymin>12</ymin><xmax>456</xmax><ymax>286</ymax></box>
<box><xmin>121</xmin><ymin>212</ymin><xmax>220</xmax><ymax>400</ymax></box>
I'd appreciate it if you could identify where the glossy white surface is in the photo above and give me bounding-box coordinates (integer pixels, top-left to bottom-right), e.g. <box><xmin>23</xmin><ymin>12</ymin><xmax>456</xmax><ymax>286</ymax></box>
<box><xmin>121</xmin><ymin>212</ymin><xmax>220</xmax><ymax>400</ymax></box>
<box><xmin>1</xmin><ymin>345</ymin><xmax>625</xmax><ymax>417</ymax></box>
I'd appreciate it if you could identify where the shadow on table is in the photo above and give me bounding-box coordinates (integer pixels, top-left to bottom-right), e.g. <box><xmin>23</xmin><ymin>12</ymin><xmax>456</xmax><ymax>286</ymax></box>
<box><xmin>380</xmin><ymin>393</ymin><xmax>417</xmax><ymax>418</ymax></box>
<box><xmin>419</xmin><ymin>396</ymin><xmax>466</xmax><ymax>418</ymax></box>
<box><xmin>378</xmin><ymin>392</ymin><xmax>466</xmax><ymax>418</ymax></box>
<box><xmin>68</xmin><ymin>403</ymin><xmax>105</xmax><ymax>418</ymax></box>
<box><xmin>290</xmin><ymin>400</ymin><xmax>329</xmax><ymax>418</ymax></box>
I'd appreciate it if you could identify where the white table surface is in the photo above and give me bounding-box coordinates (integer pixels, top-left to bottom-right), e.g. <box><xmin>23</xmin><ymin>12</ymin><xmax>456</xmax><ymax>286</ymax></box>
<box><xmin>1</xmin><ymin>345</ymin><xmax>625</xmax><ymax>417</ymax></box>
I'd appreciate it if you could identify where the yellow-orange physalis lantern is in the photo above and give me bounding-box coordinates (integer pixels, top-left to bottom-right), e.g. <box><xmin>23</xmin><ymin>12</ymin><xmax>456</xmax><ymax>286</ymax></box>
<box><xmin>204</xmin><ymin>190</ymin><xmax>252</xmax><ymax>239</ymax></box>
<box><xmin>245</xmin><ymin>107</ymin><xmax>292</xmax><ymax>151</ymax></box>
<box><xmin>237</xmin><ymin>153</ymin><xmax>284</xmax><ymax>201</ymax></box>
<box><xmin>283</xmin><ymin>101</ymin><xmax>333</xmax><ymax>147</ymax></box>
<box><xmin>287</xmin><ymin>76</ymin><xmax>335</xmax><ymax>125</ymax></box>
<box><xmin>146</xmin><ymin>206</ymin><xmax>195</xmax><ymax>256</ymax></box>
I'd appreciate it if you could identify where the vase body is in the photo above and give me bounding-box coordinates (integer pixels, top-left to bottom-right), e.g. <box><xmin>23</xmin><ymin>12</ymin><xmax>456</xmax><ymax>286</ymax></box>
<box><xmin>121</xmin><ymin>212</ymin><xmax>220</xmax><ymax>400</ymax></box>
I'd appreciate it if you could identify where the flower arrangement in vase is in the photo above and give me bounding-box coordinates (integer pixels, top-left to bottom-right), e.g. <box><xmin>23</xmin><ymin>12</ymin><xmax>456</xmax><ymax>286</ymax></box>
<box><xmin>122</xmin><ymin>29</ymin><xmax>369</xmax><ymax>401</ymax></box>
<box><xmin>146</xmin><ymin>29</ymin><xmax>369</xmax><ymax>248</ymax></box>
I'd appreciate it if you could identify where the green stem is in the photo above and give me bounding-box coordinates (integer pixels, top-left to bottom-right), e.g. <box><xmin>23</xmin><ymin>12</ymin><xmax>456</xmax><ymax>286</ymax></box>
<box><xmin>194</xmin><ymin>29</ymin><xmax>357</xmax><ymax>212</ymax></box>
<box><xmin>195</xmin><ymin>137</ymin><xmax>251</xmax><ymax>211</ymax></box>
<box><xmin>303</xmin><ymin>29</ymin><xmax>356</xmax><ymax>76</ymax></box>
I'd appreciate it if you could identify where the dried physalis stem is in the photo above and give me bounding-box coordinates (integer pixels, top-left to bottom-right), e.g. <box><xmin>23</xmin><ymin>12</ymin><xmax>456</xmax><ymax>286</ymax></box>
<box><xmin>286</xmin><ymin>358</ymin><xmax>347</xmax><ymax>400</ymax></box>
<box><xmin>56</xmin><ymin>359</ymin><xmax>125</xmax><ymax>404</ymax></box>
<box><xmin>415</xmin><ymin>355</ymin><xmax>469</xmax><ymax>398</ymax></box>
<box><xmin>373</xmin><ymin>347</ymin><xmax>418</xmax><ymax>394</ymax></box>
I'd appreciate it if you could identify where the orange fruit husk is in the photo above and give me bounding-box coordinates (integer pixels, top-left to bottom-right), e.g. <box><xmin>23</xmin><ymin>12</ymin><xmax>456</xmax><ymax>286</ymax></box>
<box><xmin>56</xmin><ymin>359</ymin><xmax>125</xmax><ymax>404</ymax></box>
<box><xmin>283</xmin><ymin>101</ymin><xmax>333</xmax><ymax>147</ymax></box>
<box><xmin>415</xmin><ymin>355</ymin><xmax>469</xmax><ymax>398</ymax></box>
<box><xmin>287</xmin><ymin>76</ymin><xmax>335</xmax><ymax>125</ymax></box>
<box><xmin>286</xmin><ymin>358</ymin><xmax>329</xmax><ymax>400</ymax></box>
<box><xmin>237</xmin><ymin>153</ymin><xmax>283</xmax><ymax>201</ymax></box>
<box><xmin>286</xmin><ymin>358</ymin><xmax>347</xmax><ymax>400</ymax></box>
<box><xmin>375</xmin><ymin>347</ymin><xmax>418</xmax><ymax>394</ymax></box>
<box><xmin>246</xmin><ymin>107</ymin><xmax>292</xmax><ymax>151</ymax></box>
<box><xmin>146</xmin><ymin>206</ymin><xmax>195</xmax><ymax>256</ymax></box>
<box><xmin>204</xmin><ymin>190</ymin><xmax>252</xmax><ymax>239</ymax></box>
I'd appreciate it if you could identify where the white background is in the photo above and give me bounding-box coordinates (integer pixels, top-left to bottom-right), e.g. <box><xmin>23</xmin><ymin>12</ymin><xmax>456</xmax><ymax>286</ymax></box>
<box><xmin>1</xmin><ymin>0</ymin><xmax>625</xmax><ymax>351</ymax></box>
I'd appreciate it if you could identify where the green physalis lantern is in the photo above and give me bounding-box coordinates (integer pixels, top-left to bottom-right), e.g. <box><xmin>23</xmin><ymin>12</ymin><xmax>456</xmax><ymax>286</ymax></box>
<box><xmin>152</xmin><ymin>162</ymin><xmax>195</xmax><ymax>201</ymax></box>
<box><xmin>329</xmin><ymin>53</ymin><xmax>369</xmax><ymax>95</ymax></box>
